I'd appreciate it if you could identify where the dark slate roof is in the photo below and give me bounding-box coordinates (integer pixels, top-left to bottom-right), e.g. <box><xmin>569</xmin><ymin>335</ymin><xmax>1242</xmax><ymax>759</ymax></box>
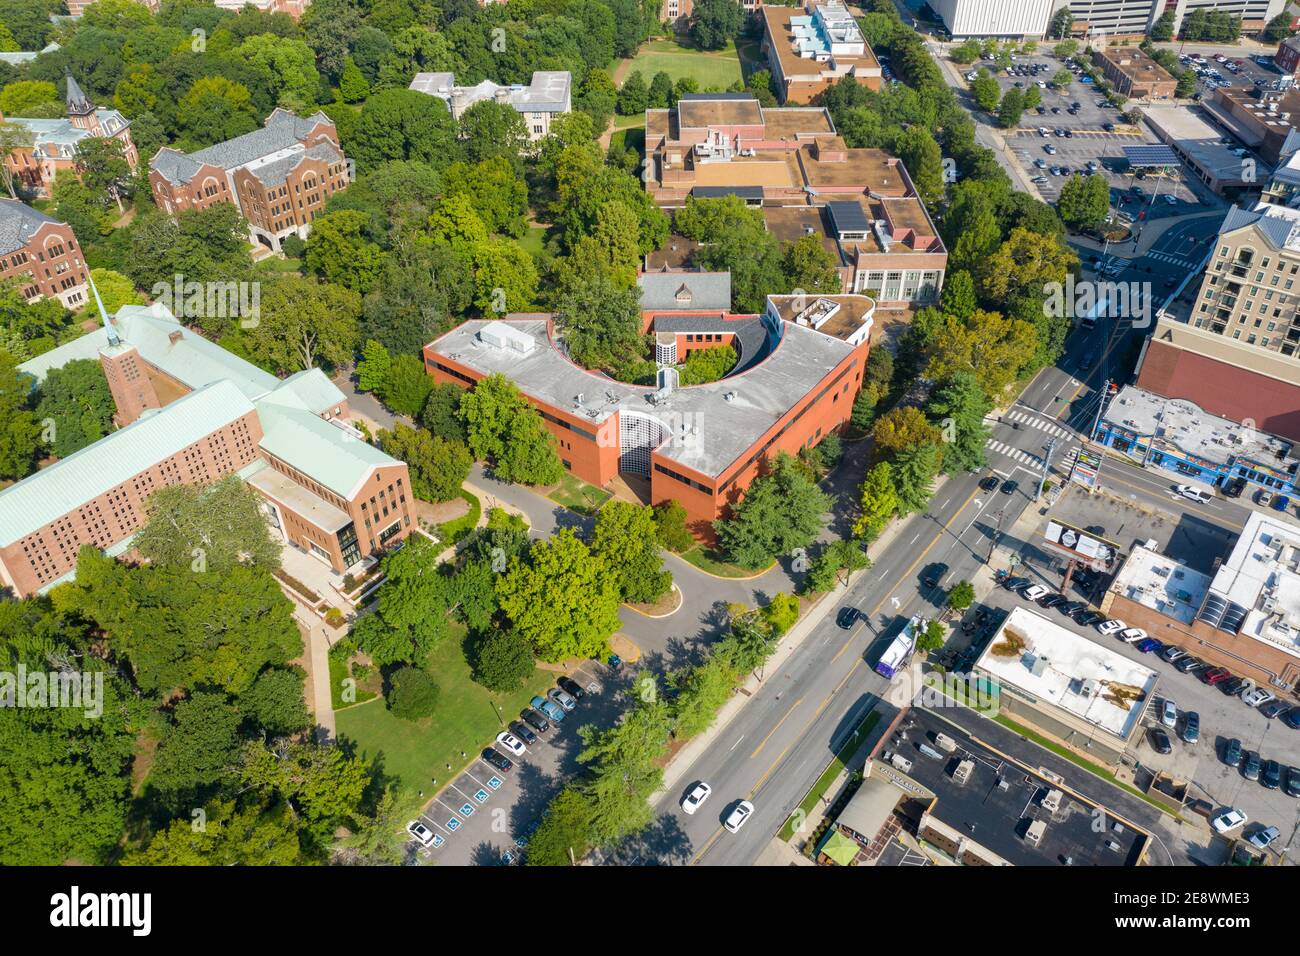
<box><xmin>692</xmin><ymin>185</ymin><xmax>764</xmax><ymax>201</ymax></box>
<box><xmin>638</xmin><ymin>271</ymin><xmax>732</xmax><ymax>311</ymax></box>
<box><xmin>0</xmin><ymin>199</ymin><xmax>63</xmax><ymax>256</ymax></box>
<box><xmin>150</xmin><ymin>108</ymin><xmax>334</xmax><ymax>184</ymax></box>
<box><xmin>826</xmin><ymin>199</ymin><xmax>871</xmax><ymax>234</ymax></box>
<box><xmin>248</xmin><ymin>140</ymin><xmax>344</xmax><ymax>188</ymax></box>
<box><xmin>64</xmin><ymin>72</ymin><xmax>91</xmax><ymax>115</ymax></box>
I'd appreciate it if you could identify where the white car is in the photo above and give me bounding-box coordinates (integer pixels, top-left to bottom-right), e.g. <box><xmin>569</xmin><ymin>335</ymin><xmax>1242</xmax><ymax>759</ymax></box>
<box><xmin>1175</xmin><ymin>484</ymin><xmax>1213</xmax><ymax>503</ymax></box>
<box><xmin>1097</xmin><ymin>619</ymin><xmax>1127</xmax><ymax>636</ymax></box>
<box><xmin>1211</xmin><ymin>808</ymin><xmax>1247</xmax><ymax>834</ymax></box>
<box><xmin>1164</xmin><ymin>195</ymin><xmax>1177</xmax><ymax>205</ymax></box>
<box><xmin>1248</xmin><ymin>825</ymin><xmax>1280</xmax><ymax>850</ymax></box>
<box><xmin>681</xmin><ymin>781</ymin><xmax>712</xmax><ymax>815</ymax></box>
<box><xmin>1243</xmin><ymin>688</ymin><xmax>1277</xmax><ymax>708</ymax></box>
<box><xmin>723</xmin><ymin>800</ymin><xmax>755</xmax><ymax>834</ymax></box>
<box><xmin>1021</xmin><ymin>584</ymin><xmax>1049</xmax><ymax>601</ymax></box>
<box><xmin>1119</xmin><ymin>627</ymin><xmax>1148</xmax><ymax>643</ymax></box>
<box><xmin>1160</xmin><ymin>698</ymin><xmax>1178</xmax><ymax>728</ymax></box>
<box><xmin>495</xmin><ymin>731</ymin><xmax>527</xmax><ymax>757</ymax></box>
<box><xmin>407</xmin><ymin>821</ymin><xmax>435</xmax><ymax>846</ymax></box>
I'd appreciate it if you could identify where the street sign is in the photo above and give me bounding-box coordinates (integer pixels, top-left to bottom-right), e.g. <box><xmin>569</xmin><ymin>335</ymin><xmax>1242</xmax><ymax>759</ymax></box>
<box><xmin>1070</xmin><ymin>448</ymin><xmax>1103</xmax><ymax>489</ymax></box>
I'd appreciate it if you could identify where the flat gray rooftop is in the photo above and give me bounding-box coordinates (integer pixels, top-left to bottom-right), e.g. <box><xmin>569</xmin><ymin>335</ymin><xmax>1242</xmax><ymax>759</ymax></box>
<box><xmin>429</xmin><ymin>317</ymin><xmax>856</xmax><ymax>479</ymax></box>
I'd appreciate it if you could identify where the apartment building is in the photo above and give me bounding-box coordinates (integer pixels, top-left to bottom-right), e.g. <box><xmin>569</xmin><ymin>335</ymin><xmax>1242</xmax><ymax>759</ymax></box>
<box><xmin>1</xmin><ymin>74</ymin><xmax>138</xmax><ymax>199</ymax></box>
<box><xmin>644</xmin><ymin>93</ymin><xmax>947</xmax><ymax>306</ymax></box>
<box><xmin>1091</xmin><ymin>47</ymin><xmax>1176</xmax><ymax>100</ymax></box>
<box><xmin>424</xmin><ymin>296</ymin><xmax>871</xmax><ymax>537</ymax></box>
<box><xmin>1277</xmin><ymin>35</ymin><xmax>1300</xmax><ymax>77</ymax></box>
<box><xmin>2</xmin><ymin>300</ymin><xmax>417</xmax><ymax>598</ymax></box>
<box><xmin>1201</xmin><ymin>86</ymin><xmax>1300</xmax><ymax>167</ymax></box>
<box><xmin>409</xmin><ymin>71</ymin><xmax>571</xmax><ymax>141</ymax></box>
<box><xmin>149</xmin><ymin>108</ymin><xmax>349</xmax><ymax>253</ymax></box>
<box><xmin>0</xmin><ymin>199</ymin><xmax>89</xmax><ymax>309</ymax></box>
<box><xmin>759</xmin><ymin>2</ymin><xmax>882</xmax><ymax>104</ymax></box>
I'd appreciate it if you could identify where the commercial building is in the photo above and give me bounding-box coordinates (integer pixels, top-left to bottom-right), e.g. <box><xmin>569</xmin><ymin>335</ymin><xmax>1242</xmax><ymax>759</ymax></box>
<box><xmin>759</xmin><ymin>2</ymin><xmax>881</xmax><ymax>104</ymax></box>
<box><xmin>0</xmin><ymin>199</ymin><xmax>89</xmax><ymax>310</ymax></box>
<box><xmin>974</xmin><ymin>606</ymin><xmax>1159</xmax><ymax>765</ymax></box>
<box><xmin>1103</xmin><ymin>514</ymin><xmax>1300</xmax><ymax>690</ymax></box>
<box><xmin>1200</xmin><ymin>86</ymin><xmax>1300</xmax><ymax>167</ymax></box>
<box><xmin>0</xmin><ymin>300</ymin><xmax>417</xmax><ymax>598</ymax></box>
<box><xmin>409</xmin><ymin>71</ymin><xmax>571</xmax><ymax>141</ymax></box>
<box><xmin>423</xmin><ymin>294</ymin><xmax>872</xmax><ymax>536</ymax></box>
<box><xmin>0</xmin><ymin>74</ymin><xmax>138</xmax><ymax>200</ymax></box>
<box><xmin>1066</xmin><ymin>0</ymin><xmax>1286</xmax><ymax>39</ymax></box>
<box><xmin>644</xmin><ymin>93</ymin><xmax>947</xmax><ymax>306</ymax></box>
<box><xmin>149</xmin><ymin>108</ymin><xmax>349</xmax><ymax>253</ymax></box>
<box><xmin>1095</xmin><ymin>384</ymin><xmax>1300</xmax><ymax>496</ymax></box>
<box><xmin>1142</xmin><ymin>104</ymin><xmax>1265</xmax><ymax>193</ymax></box>
<box><xmin>930</xmin><ymin>0</ymin><xmax>1057</xmax><ymax>39</ymax></box>
<box><xmin>1091</xmin><ymin>47</ymin><xmax>1176</xmax><ymax>101</ymax></box>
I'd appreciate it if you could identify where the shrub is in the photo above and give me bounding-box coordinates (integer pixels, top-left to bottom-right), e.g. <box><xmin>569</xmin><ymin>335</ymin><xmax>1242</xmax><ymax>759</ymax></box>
<box><xmin>386</xmin><ymin>666</ymin><xmax>440</xmax><ymax>720</ymax></box>
<box><xmin>472</xmin><ymin>628</ymin><xmax>535</xmax><ymax>692</ymax></box>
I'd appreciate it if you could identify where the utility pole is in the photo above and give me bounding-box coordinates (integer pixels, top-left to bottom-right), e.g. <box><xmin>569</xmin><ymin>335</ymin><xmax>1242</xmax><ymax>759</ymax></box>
<box><xmin>1036</xmin><ymin>437</ymin><xmax>1058</xmax><ymax>502</ymax></box>
<box><xmin>986</xmin><ymin>509</ymin><xmax>1006</xmax><ymax>564</ymax></box>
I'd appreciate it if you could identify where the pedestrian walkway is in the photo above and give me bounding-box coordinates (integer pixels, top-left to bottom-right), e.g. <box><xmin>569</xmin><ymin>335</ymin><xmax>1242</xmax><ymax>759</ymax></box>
<box><xmin>987</xmin><ymin>439</ymin><xmax>1045</xmax><ymax>469</ymax></box>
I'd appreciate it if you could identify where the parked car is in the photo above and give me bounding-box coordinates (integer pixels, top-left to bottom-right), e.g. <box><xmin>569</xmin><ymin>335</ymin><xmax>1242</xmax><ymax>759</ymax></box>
<box><xmin>1243</xmin><ymin>750</ymin><xmax>1262</xmax><ymax>781</ymax></box>
<box><xmin>979</xmin><ymin>475</ymin><xmax>1000</xmax><ymax>490</ymax></box>
<box><xmin>1135</xmin><ymin>638</ymin><xmax>1164</xmax><ymax>654</ymax></box>
<box><xmin>495</xmin><ymin>732</ymin><xmax>527</xmax><ymax>757</ymax></box>
<box><xmin>1257</xmin><ymin>489</ymin><xmax>1274</xmax><ymax>507</ymax></box>
<box><xmin>1211</xmin><ymin>808</ymin><xmax>1247</xmax><ymax>833</ymax></box>
<box><xmin>548</xmin><ymin>687</ymin><xmax>577</xmax><ymax>712</ymax></box>
<box><xmin>1044</xmin><ymin>144</ymin><xmax>1057</xmax><ymax>154</ymax></box>
<box><xmin>1175</xmin><ymin>656</ymin><xmax>1206</xmax><ymax>674</ymax></box>
<box><xmin>1119</xmin><ymin>627</ymin><xmax>1148</xmax><ymax>643</ymax></box>
<box><xmin>1283</xmin><ymin>708</ymin><xmax>1300</xmax><ymax>730</ymax></box>
<box><xmin>1200</xmin><ymin>666</ymin><xmax>1232</xmax><ymax>685</ymax></box>
<box><xmin>481</xmin><ymin>748</ymin><xmax>514</xmax><ymax>773</ymax></box>
<box><xmin>407</xmin><ymin>821</ymin><xmax>436</xmax><ymax>846</ymax></box>
<box><xmin>723</xmin><ymin>800</ymin><xmax>755</xmax><ymax>834</ymax></box>
<box><xmin>1098</xmin><ymin>619</ymin><xmax>1127</xmax><ymax>636</ymax></box>
<box><xmin>509</xmin><ymin>721</ymin><xmax>538</xmax><ymax>746</ymax></box>
<box><xmin>1003</xmin><ymin>575</ymin><xmax>1030</xmax><ymax>591</ymax></box>
<box><xmin>836</xmin><ymin>606</ymin><xmax>860</xmax><ymax>629</ymax></box>
<box><xmin>1243</xmin><ymin>688</ymin><xmax>1277</xmax><ymax>708</ymax></box>
<box><xmin>1160</xmin><ymin>698</ymin><xmax>1178</xmax><ymax>728</ymax></box>
<box><xmin>520</xmin><ymin>708</ymin><xmax>550</xmax><ymax>734</ymax></box>
<box><xmin>531</xmin><ymin>695</ymin><xmax>565</xmax><ymax>723</ymax></box>
<box><xmin>1261</xmin><ymin>700</ymin><xmax>1291</xmax><ymax>721</ymax></box>
<box><xmin>1248</xmin><ymin>825</ymin><xmax>1280</xmax><ymax>850</ymax></box>
<box><xmin>1221</xmin><ymin>676</ymin><xmax>1248</xmax><ymax>697</ymax></box>
<box><xmin>1263</xmin><ymin>759</ymin><xmax>1283</xmax><ymax>789</ymax></box>
<box><xmin>1075</xmin><ymin>610</ymin><xmax>1106</xmax><ymax>627</ymax></box>
<box><xmin>557</xmin><ymin>676</ymin><xmax>585</xmax><ymax>701</ymax></box>
<box><xmin>681</xmin><ymin>781</ymin><xmax>712</xmax><ymax>815</ymax></box>
<box><xmin>1021</xmin><ymin>584</ymin><xmax>1049</xmax><ymax>601</ymax></box>
<box><xmin>1273</xmin><ymin>494</ymin><xmax>1291</xmax><ymax>513</ymax></box>
<box><xmin>1037</xmin><ymin>593</ymin><xmax>1066</xmax><ymax>609</ymax></box>
<box><xmin>1181</xmin><ymin>711</ymin><xmax>1200</xmax><ymax>744</ymax></box>
<box><xmin>1058</xmin><ymin>600</ymin><xmax>1087</xmax><ymax>617</ymax></box>
<box><xmin>1161</xmin><ymin>646</ymin><xmax>1187</xmax><ymax>664</ymax></box>
<box><xmin>1149</xmin><ymin>727</ymin><xmax>1173</xmax><ymax>754</ymax></box>
<box><xmin>1223</xmin><ymin>738</ymin><xmax>1243</xmax><ymax>768</ymax></box>
<box><xmin>1286</xmin><ymin>766</ymin><xmax>1300</xmax><ymax>797</ymax></box>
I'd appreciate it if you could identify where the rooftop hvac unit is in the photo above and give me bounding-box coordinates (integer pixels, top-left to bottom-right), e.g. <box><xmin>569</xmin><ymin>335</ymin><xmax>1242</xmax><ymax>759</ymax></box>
<box><xmin>479</xmin><ymin>320</ymin><xmax>535</xmax><ymax>355</ymax></box>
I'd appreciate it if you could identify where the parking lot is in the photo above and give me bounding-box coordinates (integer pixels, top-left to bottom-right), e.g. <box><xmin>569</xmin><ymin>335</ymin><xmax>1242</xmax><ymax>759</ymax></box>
<box><xmin>405</xmin><ymin>659</ymin><xmax>617</xmax><ymax>865</ymax></box>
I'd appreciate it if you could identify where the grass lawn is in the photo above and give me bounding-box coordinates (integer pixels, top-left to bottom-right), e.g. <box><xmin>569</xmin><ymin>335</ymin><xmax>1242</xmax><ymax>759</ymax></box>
<box><xmin>609</xmin><ymin>125</ymin><xmax>645</xmax><ymax>158</ymax></box>
<box><xmin>546</xmin><ymin>473</ymin><xmax>612</xmax><ymax>515</ymax></box>
<box><xmin>622</xmin><ymin>38</ymin><xmax>743</xmax><ymax>90</ymax></box>
<box><xmin>334</xmin><ymin>625</ymin><xmax>555</xmax><ymax>794</ymax></box>
<box><xmin>680</xmin><ymin>544</ymin><xmax>772</xmax><ymax>578</ymax></box>
<box><xmin>519</xmin><ymin>224</ymin><xmax>548</xmax><ymax>258</ymax></box>
<box><xmin>434</xmin><ymin>489</ymin><xmax>481</xmax><ymax>545</ymax></box>
<box><xmin>779</xmin><ymin>710</ymin><xmax>881</xmax><ymax>841</ymax></box>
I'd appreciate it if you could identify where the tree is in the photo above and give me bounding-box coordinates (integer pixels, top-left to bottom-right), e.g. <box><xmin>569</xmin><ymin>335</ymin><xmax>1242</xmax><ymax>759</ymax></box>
<box><xmin>805</xmin><ymin>539</ymin><xmax>871</xmax><ymax>592</ymax></box>
<box><xmin>0</xmin><ymin>80</ymin><xmax>60</xmax><ymax>117</ymax></box>
<box><xmin>1175</xmin><ymin>70</ymin><xmax>1196</xmax><ymax>99</ymax></box>
<box><xmin>338</xmin><ymin>56</ymin><xmax>370</xmax><ymax>103</ymax></box>
<box><xmin>175</xmin><ymin>76</ymin><xmax>258</xmax><ymax>147</ymax></box>
<box><xmin>782</xmin><ymin>234</ymin><xmax>843</xmax><ymax>293</ymax></box>
<box><xmin>1150</xmin><ymin>10</ymin><xmax>1176</xmax><ymax>41</ymax></box>
<box><xmin>241</xmin><ymin>667</ymin><xmax>311</xmax><ymax>736</ymax></box>
<box><xmin>946</xmin><ymin>580</ymin><xmax>975</xmax><ymax>612</ymax></box>
<box><xmin>237</xmin><ymin>33</ymin><xmax>321</xmax><ymax>110</ymax></box>
<box><xmin>691</xmin><ymin>0</ymin><xmax>744</xmax><ymax>50</ymax></box>
<box><xmin>971</xmin><ymin>70</ymin><xmax>1000</xmax><ymax>112</ymax></box>
<box><xmin>714</xmin><ymin>453</ymin><xmax>831</xmax><ymax>569</ymax></box>
<box><xmin>133</xmin><ymin>475</ymin><xmax>281</xmax><ymax>573</ymax></box>
<box><xmin>74</xmin><ymin>136</ymin><xmax>132</xmax><ymax>210</ymax></box>
<box><xmin>924</xmin><ymin>310</ymin><xmax>1039</xmax><ymax>398</ymax></box>
<box><xmin>668</xmin><ymin>651</ymin><xmax>737</xmax><ymax>739</ymax></box>
<box><xmin>926</xmin><ymin>371</ymin><xmax>991</xmax><ymax>474</ymax></box>
<box><xmin>124</xmin><ymin>798</ymin><xmax>303</xmax><ymax>866</ymax></box>
<box><xmin>460</xmin><ymin>373</ymin><xmax>563</xmax><ymax>485</ymax></box>
<box><xmin>591</xmin><ymin>501</ymin><xmax>672</xmax><ymax>604</ymax></box>
<box><xmin>471</xmin><ymin>628</ymin><xmax>535</xmax><ymax>692</ymax></box>
<box><xmin>1051</xmin><ymin>68</ymin><xmax>1073</xmax><ymax>89</ymax></box>
<box><xmin>852</xmin><ymin>461</ymin><xmax>899</xmax><ymax>541</ymax></box>
<box><xmin>350</xmin><ymin>538</ymin><xmax>450</xmax><ymax>666</ymax></box>
<box><xmin>1048</xmin><ymin>6</ymin><xmax>1073</xmax><ymax>39</ymax></box>
<box><xmin>872</xmin><ymin>405</ymin><xmax>943</xmax><ymax>462</ymax></box>
<box><xmin>939</xmin><ymin>270</ymin><xmax>978</xmax><ymax>322</ymax></box>
<box><xmin>387</xmin><ymin>666</ymin><xmax>440</xmax><ymax>720</ymax></box>
<box><xmin>1023</xmin><ymin>84</ymin><xmax>1042</xmax><ymax>110</ymax></box>
<box><xmin>304</xmin><ymin>210</ymin><xmax>384</xmax><ymax>294</ymax></box>
<box><xmin>0</xmin><ymin>348</ymin><xmax>41</xmax><ymax>480</ymax></box>
<box><xmin>1264</xmin><ymin>12</ymin><xmax>1292</xmax><ymax>42</ymax></box>
<box><xmin>648</xmin><ymin>71</ymin><xmax>675</xmax><ymax>109</ymax></box>
<box><xmin>0</xmin><ymin>121</ymin><xmax>31</xmax><ymax>198</ymax></box>
<box><xmin>980</xmin><ymin>227</ymin><xmax>1077</xmax><ymax>302</ymax></box>
<box><xmin>950</xmin><ymin>40</ymin><xmax>982</xmax><ymax>64</ymax></box>
<box><xmin>380</xmin><ymin>424</ymin><xmax>471</xmax><ymax>503</ymax></box>
<box><xmin>526</xmin><ymin>786</ymin><xmax>592</xmax><ymax>866</ymax></box>
<box><xmin>552</xmin><ymin>273</ymin><xmax>644</xmax><ymax>374</ymax></box>
<box><xmin>459</xmin><ymin>99</ymin><xmax>529</xmax><ymax>167</ymax></box>
<box><xmin>88</xmin><ymin>268</ymin><xmax>143</xmax><ymax>314</ymax></box>
<box><xmin>1057</xmin><ymin>173</ymin><xmax>1110</xmax><ymax>231</ymax></box>
<box><xmin>497</xmin><ymin>528</ymin><xmax>622</xmax><ymax>662</ymax></box>
<box><xmin>352</xmin><ymin>89</ymin><xmax>457</xmax><ymax>172</ymax></box>
<box><xmin>996</xmin><ymin>87</ymin><xmax>1024</xmax><ymax>129</ymax></box>
<box><xmin>236</xmin><ymin>274</ymin><xmax>360</xmax><ymax>374</ymax></box>
<box><xmin>893</xmin><ymin>442</ymin><xmax>941</xmax><ymax>515</ymax></box>
<box><xmin>355</xmin><ymin>339</ymin><xmax>391</xmax><ymax>393</ymax></box>
<box><xmin>420</xmin><ymin>382</ymin><xmax>466</xmax><ymax>443</ymax></box>
<box><xmin>1053</xmin><ymin>40</ymin><xmax>1078</xmax><ymax>58</ymax></box>
<box><xmin>653</xmin><ymin>500</ymin><xmax>695</xmax><ymax>552</ymax></box>
<box><xmin>916</xmin><ymin>619</ymin><xmax>947</xmax><ymax>654</ymax></box>
<box><xmin>378</xmin><ymin>353</ymin><xmax>433</xmax><ymax>417</ymax></box>
<box><xmin>33</xmin><ymin>358</ymin><xmax>115</xmax><ymax>458</ymax></box>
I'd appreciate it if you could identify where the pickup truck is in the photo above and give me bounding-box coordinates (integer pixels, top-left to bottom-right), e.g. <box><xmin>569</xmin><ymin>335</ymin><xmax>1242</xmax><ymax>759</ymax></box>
<box><xmin>532</xmin><ymin>695</ymin><xmax>565</xmax><ymax>723</ymax></box>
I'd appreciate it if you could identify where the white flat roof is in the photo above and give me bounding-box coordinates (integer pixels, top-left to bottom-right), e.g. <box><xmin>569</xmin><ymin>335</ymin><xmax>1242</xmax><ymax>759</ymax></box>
<box><xmin>1110</xmin><ymin>546</ymin><xmax>1210</xmax><ymax>625</ymax></box>
<box><xmin>1206</xmin><ymin>510</ymin><xmax>1300</xmax><ymax>658</ymax></box>
<box><xmin>975</xmin><ymin>607</ymin><xmax>1158</xmax><ymax>740</ymax></box>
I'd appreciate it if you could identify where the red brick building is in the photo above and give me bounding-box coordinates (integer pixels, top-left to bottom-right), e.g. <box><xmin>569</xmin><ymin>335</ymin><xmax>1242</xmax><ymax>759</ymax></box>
<box><xmin>0</xmin><ymin>199</ymin><xmax>89</xmax><ymax>309</ymax></box>
<box><xmin>423</xmin><ymin>290</ymin><xmax>873</xmax><ymax>537</ymax></box>
<box><xmin>149</xmin><ymin>108</ymin><xmax>349</xmax><ymax>253</ymax></box>
<box><xmin>2</xmin><ymin>302</ymin><xmax>417</xmax><ymax>597</ymax></box>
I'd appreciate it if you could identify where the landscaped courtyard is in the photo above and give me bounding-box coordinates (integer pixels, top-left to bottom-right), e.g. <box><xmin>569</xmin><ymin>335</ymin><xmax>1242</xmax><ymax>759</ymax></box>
<box><xmin>620</xmin><ymin>38</ymin><xmax>749</xmax><ymax>89</ymax></box>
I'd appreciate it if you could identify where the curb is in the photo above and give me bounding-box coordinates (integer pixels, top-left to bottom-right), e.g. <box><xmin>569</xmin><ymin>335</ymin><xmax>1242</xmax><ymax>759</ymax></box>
<box><xmin>623</xmin><ymin>582</ymin><xmax>685</xmax><ymax>619</ymax></box>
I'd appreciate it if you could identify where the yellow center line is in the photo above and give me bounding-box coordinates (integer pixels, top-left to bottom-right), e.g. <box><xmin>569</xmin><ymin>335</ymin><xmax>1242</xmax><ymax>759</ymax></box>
<box><xmin>748</xmin><ymin>697</ymin><xmax>803</xmax><ymax>760</ymax></box>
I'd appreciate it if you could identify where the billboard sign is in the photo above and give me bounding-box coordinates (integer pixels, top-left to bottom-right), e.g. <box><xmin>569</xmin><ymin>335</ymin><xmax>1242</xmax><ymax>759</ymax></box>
<box><xmin>1041</xmin><ymin>520</ymin><xmax>1120</xmax><ymax>572</ymax></box>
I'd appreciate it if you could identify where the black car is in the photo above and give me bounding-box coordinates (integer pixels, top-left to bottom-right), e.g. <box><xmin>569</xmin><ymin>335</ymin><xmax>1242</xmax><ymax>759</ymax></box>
<box><xmin>1001</xmin><ymin>479</ymin><xmax>1019</xmax><ymax>495</ymax></box>
<box><xmin>1283</xmin><ymin>708</ymin><xmax>1300</xmax><ymax>730</ymax></box>
<box><xmin>1175</xmin><ymin>656</ymin><xmax>1206</xmax><ymax>674</ymax></box>
<box><xmin>1243</xmin><ymin>750</ymin><xmax>1262</xmax><ymax>781</ymax></box>
<box><xmin>1287</xmin><ymin>766</ymin><xmax>1300</xmax><ymax>798</ymax></box>
<box><xmin>1063</xmin><ymin>129</ymin><xmax>1074</xmax><ymax>138</ymax></box>
<box><xmin>1074</xmin><ymin>610</ymin><xmax>1105</xmax><ymax>626</ymax></box>
<box><xmin>509</xmin><ymin>721</ymin><xmax>539</xmax><ymax>746</ymax></box>
<box><xmin>979</xmin><ymin>475</ymin><xmax>1000</xmax><ymax>491</ymax></box>
<box><xmin>1149</xmin><ymin>727</ymin><xmax>1173</xmax><ymax>755</ymax></box>
<box><xmin>1221</xmin><ymin>676</ymin><xmax>1248</xmax><ymax>697</ymax></box>
<box><xmin>1261</xmin><ymin>700</ymin><xmax>1290</xmax><ymax>720</ymax></box>
<box><xmin>1223</xmin><ymin>737</ymin><xmax>1243</xmax><ymax>768</ymax></box>
<box><xmin>836</xmin><ymin>606</ymin><xmax>860</xmax><ymax>629</ymax></box>
<box><xmin>1102</xmin><ymin>122</ymin><xmax>1115</xmax><ymax>132</ymax></box>
<box><xmin>520</xmin><ymin>708</ymin><xmax>550</xmax><ymax>734</ymax></box>
<box><xmin>1003</xmin><ymin>575</ymin><xmax>1030</xmax><ymax>591</ymax></box>
<box><xmin>1037</xmin><ymin>593</ymin><xmax>1066</xmax><ymax>609</ymax></box>
<box><xmin>557</xmin><ymin>676</ymin><xmax>585</xmax><ymax>701</ymax></box>
<box><xmin>1223</xmin><ymin>477</ymin><xmax>1246</xmax><ymax>499</ymax></box>
<box><xmin>1058</xmin><ymin>600</ymin><xmax>1087</xmax><ymax>616</ymax></box>
<box><xmin>482</xmin><ymin>748</ymin><xmax>514</xmax><ymax>773</ymax></box>
<box><xmin>922</xmin><ymin>563</ymin><xmax>949</xmax><ymax>589</ymax></box>
<box><xmin>1262</xmin><ymin>759</ymin><xmax>1282</xmax><ymax>790</ymax></box>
